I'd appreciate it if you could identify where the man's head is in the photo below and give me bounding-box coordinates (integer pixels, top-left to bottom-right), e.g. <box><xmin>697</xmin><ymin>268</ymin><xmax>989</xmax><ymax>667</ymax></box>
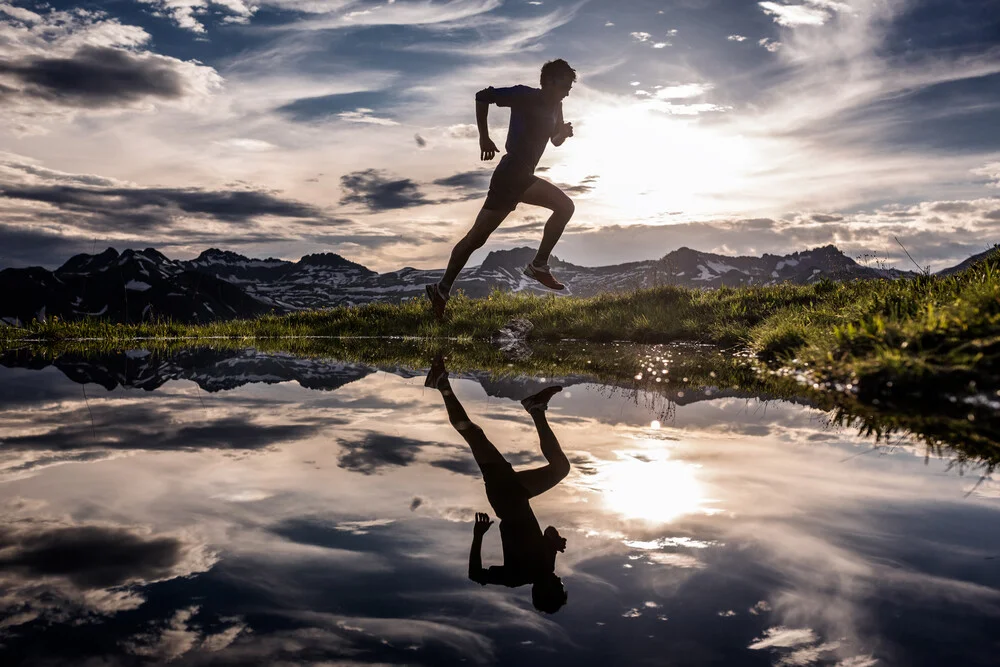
<box><xmin>544</xmin><ymin>525</ymin><xmax>567</xmax><ymax>553</ymax></box>
<box><xmin>532</xmin><ymin>572</ymin><xmax>568</xmax><ymax>614</ymax></box>
<box><xmin>540</xmin><ymin>59</ymin><xmax>576</xmax><ymax>100</ymax></box>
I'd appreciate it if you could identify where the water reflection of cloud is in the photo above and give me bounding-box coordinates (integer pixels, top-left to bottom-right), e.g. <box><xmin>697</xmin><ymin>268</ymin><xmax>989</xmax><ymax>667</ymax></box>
<box><xmin>0</xmin><ymin>360</ymin><xmax>997</xmax><ymax>665</ymax></box>
<box><xmin>0</xmin><ymin>503</ymin><xmax>215</xmax><ymax>631</ymax></box>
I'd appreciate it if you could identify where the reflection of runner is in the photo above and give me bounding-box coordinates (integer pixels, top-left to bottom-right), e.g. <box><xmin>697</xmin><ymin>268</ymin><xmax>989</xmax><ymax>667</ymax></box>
<box><xmin>426</xmin><ymin>59</ymin><xmax>578</xmax><ymax>320</ymax></box>
<box><xmin>425</xmin><ymin>356</ymin><xmax>570</xmax><ymax>613</ymax></box>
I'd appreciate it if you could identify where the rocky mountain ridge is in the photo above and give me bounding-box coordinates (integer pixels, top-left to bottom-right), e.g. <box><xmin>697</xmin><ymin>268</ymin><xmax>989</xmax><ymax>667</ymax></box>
<box><xmin>0</xmin><ymin>243</ymin><xmax>965</xmax><ymax>325</ymax></box>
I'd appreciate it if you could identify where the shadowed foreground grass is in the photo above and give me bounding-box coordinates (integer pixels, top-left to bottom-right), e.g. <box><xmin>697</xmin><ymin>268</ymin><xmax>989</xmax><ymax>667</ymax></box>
<box><xmin>2</xmin><ymin>248</ymin><xmax>998</xmax><ymax>397</ymax></box>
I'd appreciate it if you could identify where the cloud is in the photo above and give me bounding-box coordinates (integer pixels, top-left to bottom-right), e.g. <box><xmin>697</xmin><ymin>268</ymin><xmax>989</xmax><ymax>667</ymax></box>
<box><xmin>727</xmin><ymin>34</ymin><xmax>747</xmax><ymax>42</ymax></box>
<box><xmin>0</xmin><ymin>153</ymin><xmax>335</xmax><ymax>237</ymax></box>
<box><xmin>137</xmin><ymin>0</ymin><xmax>258</xmax><ymax>33</ymax></box>
<box><xmin>270</xmin><ymin>0</ymin><xmax>504</xmax><ymax>32</ymax></box>
<box><xmin>0</xmin><ymin>7</ymin><xmax>221</xmax><ymax>127</ymax></box>
<box><xmin>655</xmin><ymin>83</ymin><xmax>714</xmax><ymax>100</ymax></box>
<box><xmin>973</xmin><ymin>162</ymin><xmax>1000</xmax><ymax>188</ymax></box>
<box><xmin>0</xmin><ymin>45</ymin><xmax>195</xmax><ymax>107</ymax></box>
<box><xmin>339</xmin><ymin>169</ymin><xmax>429</xmax><ymax>211</ymax></box>
<box><xmin>758</xmin><ymin>2</ymin><xmax>832</xmax><ymax>27</ymax></box>
<box><xmin>0</xmin><ymin>507</ymin><xmax>215</xmax><ymax>628</ymax></box>
<box><xmin>432</xmin><ymin>169</ymin><xmax>492</xmax><ymax>190</ymax></box>
<box><xmin>759</xmin><ymin>36</ymin><xmax>783</xmax><ymax>52</ymax></box>
<box><xmin>630</xmin><ymin>31</ymin><xmax>651</xmax><ymax>42</ymax></box>
<box><xmin>337</xmin><ymin>433</ymin><xmax>432</xmax><ymax>475</ymax></box>
<box><xmin>337</xmin><ymin>107</ymin><xmax>399</xmax><ymax>125</ymax></box>
<box><xmin>558</xmin><ymin>174</ymin><xmax>600</xmax><ymax>195</ymax></box>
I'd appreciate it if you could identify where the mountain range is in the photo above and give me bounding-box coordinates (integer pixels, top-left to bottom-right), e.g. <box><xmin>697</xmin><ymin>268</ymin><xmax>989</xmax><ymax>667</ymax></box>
<box><xmin>0</xmin><ymin>244</ymin><xmax>987</xmax><ymax>325</ymax></box>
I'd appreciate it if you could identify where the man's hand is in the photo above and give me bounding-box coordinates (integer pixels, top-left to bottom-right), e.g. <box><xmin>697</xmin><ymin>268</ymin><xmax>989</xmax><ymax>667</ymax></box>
<box><xmin>473</xmin><ymin>512</ymin><xmax>494</xmax><ymax>536</ymax></box>
<box><xmin>555</xmin><ymin>122</ymin><xmax>574</xmax><ymax>141</ymax></box>
<box><xmin>480</xmin><ymin>137</ymin><xmax>499</xmax><ymax>161</ymax></box>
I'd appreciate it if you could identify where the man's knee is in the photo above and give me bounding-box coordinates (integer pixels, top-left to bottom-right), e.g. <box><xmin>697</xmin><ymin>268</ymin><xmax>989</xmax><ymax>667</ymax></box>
<box><xmin>453</xmin><ymin>419</ymin><xmax>483</xmax><ymax>433</ymax></box>
<box><xmin>562</xmin><ymin>198</ymin><xmax>575</xmax><ymax>218</ymax></box>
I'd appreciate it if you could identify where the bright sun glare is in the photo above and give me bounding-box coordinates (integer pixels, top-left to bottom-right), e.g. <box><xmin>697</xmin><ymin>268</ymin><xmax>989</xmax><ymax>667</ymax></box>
<box><xmin>599</xmin><ymin>450</ymin><xmax>710</xmax><ymax>524</ymax></box>
<box><xmin>554</xmin><ymin>100</ymin><xmax>757</xmax><ymax>220</ymax></box>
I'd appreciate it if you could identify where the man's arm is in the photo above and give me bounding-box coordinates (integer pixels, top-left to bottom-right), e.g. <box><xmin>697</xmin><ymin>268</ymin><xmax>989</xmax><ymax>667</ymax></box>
<box><xmin>476</xmin><ymin>101</ymin><xmax>497</xmax><ymax>161</ymax></box>
<box><xmin>551</xmin><ymin>103</ymin><xmax>573</xmax><ymax>147</ymax></box>
<box><xmin>468</xmin><ymin>512</ymin><xmax>494</xmax><ymax>584</ymax></box>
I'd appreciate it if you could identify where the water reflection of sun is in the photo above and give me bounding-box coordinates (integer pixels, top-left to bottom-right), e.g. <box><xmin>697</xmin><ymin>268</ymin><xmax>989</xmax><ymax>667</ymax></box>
<box><xmin>598</xmin><ymin>451</ymin><xmax>713</xmax><ymax>524</ymax></box>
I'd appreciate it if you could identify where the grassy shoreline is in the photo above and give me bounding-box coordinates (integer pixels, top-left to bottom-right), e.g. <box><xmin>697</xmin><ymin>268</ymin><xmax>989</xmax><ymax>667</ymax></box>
<box><xmin>2</xmin><ymin>249</ymin><xmax>998</xmax><ymax>397</ymax></box>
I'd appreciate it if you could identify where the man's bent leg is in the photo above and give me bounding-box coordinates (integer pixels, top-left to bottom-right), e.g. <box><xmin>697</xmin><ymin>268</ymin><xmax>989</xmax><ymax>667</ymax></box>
<box><xmin>515</xmin><ymin>410</ymin><xmax>570</xmax><ymax>498</ymax></box>
<box><xmin>439</xmin><ymin>207</ymin><xmax>510</xmax><ymax>295</ymax></box>
<box><xmin>518</xmin><ymin>180</ymin><xmax>575</xmax><ymax>267</ymax></box>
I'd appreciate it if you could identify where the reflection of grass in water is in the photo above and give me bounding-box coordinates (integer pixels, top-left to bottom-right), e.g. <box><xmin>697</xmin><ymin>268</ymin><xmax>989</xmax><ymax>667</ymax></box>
<box><xmin>5</xmin><ymin>338</ymin><xmax>996</xmax><ymax>474</ymax></box>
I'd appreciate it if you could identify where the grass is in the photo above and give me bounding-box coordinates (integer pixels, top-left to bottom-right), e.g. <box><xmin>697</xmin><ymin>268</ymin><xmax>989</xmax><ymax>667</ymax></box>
<box><xmin>3</xmin><ymin>248</ymin><xmax>998</xmax><ymax>401</ymax></box>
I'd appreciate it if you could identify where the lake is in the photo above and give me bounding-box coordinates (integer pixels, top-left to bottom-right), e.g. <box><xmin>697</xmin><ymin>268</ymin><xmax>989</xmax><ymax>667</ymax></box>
<box><xmin>0</xmin><ymin>344</ymin><xmax>996</xmax><ymax>666</ymax></box>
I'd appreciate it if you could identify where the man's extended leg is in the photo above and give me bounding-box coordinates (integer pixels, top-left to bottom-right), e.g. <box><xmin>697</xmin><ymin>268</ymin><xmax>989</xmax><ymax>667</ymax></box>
<box><xmin>516</xmin><ymin>387</ymin><xmax>570</xmax><ymax>498</ymax></box>
<box><xmin>519</xmin><ymin>179</ymin><xmax>575</xmax><ymax>273</ymax></box>
<box><xmin>439</xmin><ymin>207</ymin><xmax>510</xmax><ymax>296</ymax></box>
<box><xmin>429</xmin><ymin>363</ymin><xmax>507</xmax><ymax>468</ymax></box>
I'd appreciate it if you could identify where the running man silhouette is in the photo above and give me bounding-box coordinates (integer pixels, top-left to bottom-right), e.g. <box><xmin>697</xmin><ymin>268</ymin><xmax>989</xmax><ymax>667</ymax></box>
<box><xmin>426</xmin><ymin>59</ymin><xmax>578</xmax><ymax>319</ymax></box>
<box><xmin>425</xmin><ymin>355</ymin><xmax>570</xmax><ymax>613</ymax></box>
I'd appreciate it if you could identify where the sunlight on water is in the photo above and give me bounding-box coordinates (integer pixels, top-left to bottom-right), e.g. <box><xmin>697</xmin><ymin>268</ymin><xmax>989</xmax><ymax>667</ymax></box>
<box><xmin>597</xmin><ymin>452</ymin><xmax>710</xmax><ymax>524</ymax></box>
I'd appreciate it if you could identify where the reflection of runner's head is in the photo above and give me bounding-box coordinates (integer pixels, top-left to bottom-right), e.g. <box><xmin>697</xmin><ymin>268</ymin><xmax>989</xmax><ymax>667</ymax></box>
<box><xmin>532</xmin><ymin>526</ymin><xmax>568</xmax><ymax>613</ymax></box>
<box><xmin>532</xmin><ymin>572</ymin><xmax>568</xmax><ymax>613</ymax></box>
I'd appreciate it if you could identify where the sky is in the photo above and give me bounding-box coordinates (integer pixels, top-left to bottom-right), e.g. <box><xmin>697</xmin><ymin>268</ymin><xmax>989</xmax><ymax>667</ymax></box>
<box><xmin>0</xmin><ymin>0</ymin><xmax>998</xmax><ymax>272</ymax></box>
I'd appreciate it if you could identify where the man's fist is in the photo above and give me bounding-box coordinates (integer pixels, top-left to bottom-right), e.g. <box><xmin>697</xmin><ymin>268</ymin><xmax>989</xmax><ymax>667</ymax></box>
<box><xmin>561</xmin><ymin>122</ymin><xmax>574</xmax><ymax>138</ymax></box>
<box><xmin>480</xmin><ymin>137</ymin><xmax>499</xmax><ymax>161</ymax></box>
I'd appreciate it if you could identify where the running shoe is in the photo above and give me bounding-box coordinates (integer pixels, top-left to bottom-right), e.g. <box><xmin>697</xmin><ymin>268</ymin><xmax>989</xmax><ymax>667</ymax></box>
<box><xmin>425</xmin><ymin>282</ymin><xmax>448</xmax><ymax>319</ymax></box>
<box><xmin>523</xmin><ymin>263</ymin><xmax>565</xmax><ymax>290</ymax></box>
<box><xmin>424</xmin><ymin>354</ymin><xmax>449</xmax><ymax>388</ymax></box>
<box><xmin>521</xmin><ymin>385</ymin><xmax>563</xmax><ymax>412</ymax></box>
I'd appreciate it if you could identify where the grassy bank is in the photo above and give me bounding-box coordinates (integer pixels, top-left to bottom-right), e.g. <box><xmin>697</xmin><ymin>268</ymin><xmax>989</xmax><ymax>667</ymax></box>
<box><xmin>2</xmin><ymin>249</ymin><xmax>998</xmax><ymax>397</ymax></box>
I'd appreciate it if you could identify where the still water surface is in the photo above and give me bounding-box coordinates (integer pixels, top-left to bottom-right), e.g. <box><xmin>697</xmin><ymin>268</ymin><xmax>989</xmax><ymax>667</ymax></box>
<box><xmin>0</xmin><ymin>346</ymin><xmax>997</xmax><ymax>666</ymax></box>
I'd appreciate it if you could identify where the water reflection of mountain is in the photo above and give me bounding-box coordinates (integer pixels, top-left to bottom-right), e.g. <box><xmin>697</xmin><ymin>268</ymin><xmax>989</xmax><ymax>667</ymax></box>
<box><xmin>0</xmin><ymin>348</ymin><xmax>376</xmax><ymax>393</ymax></box>
<box><xmin>0</xmin><ymin>349</ymin><xmax>763</xmax><ymax>408</ymax></box>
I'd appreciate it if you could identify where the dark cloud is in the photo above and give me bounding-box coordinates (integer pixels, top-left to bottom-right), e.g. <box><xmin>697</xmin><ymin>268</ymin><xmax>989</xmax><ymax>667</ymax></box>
<box><xmin>0</xmin><ymin>226</ymin><xmax>92</xmax><ymax>269</ymax></box>
<box><xmin>930</xmin><ymin>202</ymin><xmax>976</xmax><ymax>213</ymax></box>
<box><xmin>0</xmin><ymin>524</ymin><xmax>188</xmax><ymax>589</ymax></box>
<box><xmin>493</xmin><ymin>219</ymin><xmax>545</xmax><ymax>236</ymax></box>
<box><xmin>811</xmin><ymin>214</ymin><xmax>845</xmax><ymax>222</ymax></box>
<box><xmin>0</xmin><ymin>46</ymin><xmax>187</xmax><ymax>108</ymax></box>
<box><xmin>557</xmin><ymin>174</ymin><xmax>599</xmax><ymax>195</ymax></box>
<box><xmin>335</xmin><ymin>431</ymin><xmax>538</xmax><ymax>476</ymax></box>
<box><xmin>432</xmin><ymin>170</ymin><xmax>491</xmax><ymax>190</ymax></box>
<box><xmin>414</xmin><ymin>134</ymin><xmax>427</xmax><ymax>148</ymax></box>
<box><xmin>336</xmin><ymin>433</ymin><xmax>432</xmax><ymax>475</ymax></box>
<box><xmin>985</xmin><ymin>209</ymin><xmax>1000</xmax><ymax>220</ymax></box>
<box><xmin>339</xmin><ymin>169</ymin><xmax>429</xmax><ymax>211</ymax></box>
<box><xmin>2</xmin><ymin>184</ymin><xmax>324</xmax><ymax>225</ymax></box>
<box><xmin>0</xmin><ymin>403</ymin><xmax>323</xmax><ymax>457</ymax></box>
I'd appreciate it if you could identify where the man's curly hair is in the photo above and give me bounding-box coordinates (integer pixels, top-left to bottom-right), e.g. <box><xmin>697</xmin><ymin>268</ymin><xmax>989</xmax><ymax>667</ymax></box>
<box><xmin>540</xmin><ymin>59</ymin><xmax>577</xmax><ymax>85</ymax></box>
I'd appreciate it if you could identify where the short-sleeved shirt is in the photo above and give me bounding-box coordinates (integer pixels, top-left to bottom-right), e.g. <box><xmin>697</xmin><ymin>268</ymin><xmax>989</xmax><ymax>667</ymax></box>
<box><xmin>477</xmin><ymin>461</ymin><xmax>556</xmax><ymax>587</ymax></box>
<box><xmin>476</xmin><ymin>85</ymin><xmax>560</xmax><ymax>173</ymax></box>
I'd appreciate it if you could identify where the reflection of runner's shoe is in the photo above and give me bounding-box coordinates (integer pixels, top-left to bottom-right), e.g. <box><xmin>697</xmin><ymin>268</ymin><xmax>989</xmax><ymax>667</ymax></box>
<box><xmin>523</xmin><ymin>263</ymin><xmax>565</xmax><ymax>290</ymax></box>
<box><xmin>424</xmin><ymin>354</ymin><xmax>449</xmax><ymax>389</ymax></box>
<box><xmin>425</xmin><ymin>282</ymin><xmax>449</xmax><ymax>320</ymax></box>
<box><xmin>521</xmin><ymin>385</ymin><xmax>563</xmax><ymax>412</ymax></box>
